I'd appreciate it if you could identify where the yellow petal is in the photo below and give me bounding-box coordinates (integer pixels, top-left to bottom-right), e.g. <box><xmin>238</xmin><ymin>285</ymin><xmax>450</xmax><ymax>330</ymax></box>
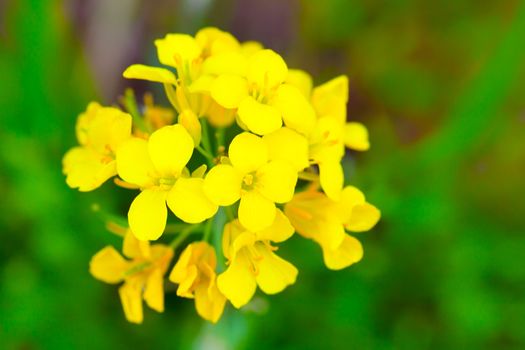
<box><xmin>272</xmin><ymin>84</ymin><xmax>315</xmax><ymax>135</ymax></box>
<box><xmin>128</xmin><ymin>189</ymin><xmax>168</xmax><ymax>241</ymax></box>
<box><xmin>123</xmin><ymin>230</ymin><xmax>151</xmax><ymax>259</ymax></box>
<box><xmin>238</xmin><ymin>96</ymin><xmax>282</xmax><ymax>135</ymax></box>
<box><xmin>286</xmin><ymin>69</ymin><xmax>313</xmax><ymax>98</ymax></box>
<box><xmin>169</xmin><ymin>243</ymin><xmax>194</xmax><ymax>283</ymax></box>
<box><xmin>63</xmin><ymin>147</ymin><xmax>116</xmax><ymax>192</ymax></box>
<box><xmin>116</xmin><ymin>138</ymin><xmax>156</xmax><ymax>187</ymax></box>
<box><xmin>239</xmin><ymin>191</ymin><xmax>276</xmax><ymax>232</ymax></box>
<box><xmin>167</xmin><ymin>177</ymin><xmax>218</xmax><ymax>224</ymax></box>
<box><xmin>247</xmin><ymin>49</ymin><xmax>287</xmax><ymax>88</ymax></box>
<box><xmin>205</xmin><ymin>98</ymin><xmax>236</xmax><ymax>127</ymax></box>
<box><xmin>322</xmin><ymin>234</ymin><xmax>363</xmax><ymax>270</ymax></box>
<box><xmin>143</xmin><ymin>269</ymin><xmax>165</xmax><ymax>312</ymax></box>
<box><xmin>256</xmin><ymin>160</ymin><xmax>297</xmax><ymax>203</ymax></box>
<box><xmin>83</xmin><ymin>106</ymin><xmax>132</xmax><ymax>154</ymax></box>
<box><xmin>148</xmin><ymin>125</ymin><xmax>194</xmax><ymax>176</ymax></box>
<box><xmin>217</xmin><ymin>252</ymin><xmax>257</xmax><ymax>309</ymax></box>
<box><xmin>240</xmin><ymin>41</ymin><xmax>264</xmax><ymax>57</ymax></box>
<box><xmin>119</xmin><ymin>282</ymin><xmax>144</xmax><ymax>324</ymax></box>
<box><xmin>319</xmin><ymin>161</ymin><xmax>344</xmax><ymax>201</ymax></box>
<box><xmin>196</xmin><ymin>27</ymin><xmax>240</xmax><ymax>56</ymax></box>
<box><xmin>345</xmin><ymin>203</ymin><xmax>381</xmax><ymax>232</ymax></box>
<box><xmin>262</xmin><ymin>127</ymin><xmax>309</xmax><ymax>171</ymax></box>
<box><xmin>155</xmin><ymin>34</ymin><xmax>202</xmax><ymax>67</ymax></box>
<box><xmin>344</xmin><ymin>122</ymin><xmax>370</xmax><ymax>151</ymax></box>
<box><xmin>229</xmin><ymin>132</ymin><xmax>269</xmax><ymax>173</ymax></box>
<box><xmin>210</xmin><ymin>75</ymin><xmax>249</xmax><ymax>109</ymax></box>
<box><xmin>203</xmin><ymin>164</ymin><xmax>242</xmax><ymax>206</ymax></box>
<box><xmin>194</xmin><ymin>279</ymin><xmax>226</xmax><ymax>323</ymax></box>
<box><xmin>202</xmin><ymin>52</ymin><xmax>247</xmax><ymax>76</ymax></box>
<box><xmin>89</xmin><ymin>246</ymin><xmax>129</xmax><ymax>284</ymax></box>
<box><xmin>123</xmin><ymin>64</ymin><xmax>177</xmax><ymax>84</ymax></box>
<box><xmin>188</xmin><ymin>75</ymin><xmax>214</xmax><ymax>94</ymax></box>
<box><xmin>255</xmin><ymin>244</ymin><xmax>298</xmax><ymax>294</ymax></box>
<box><xmin>256</xmin><ymin>209</ymin><xmax>294</xmax><ymax>243</ymax></box>
<box><xmin>178</xmin><ymin>109</ymin><xmax>202</xmax><ymax>146</ymax></box>
<box><xmin>312</xmin><ymin>75</ymin><xmax>349</xmax><ymax>105</ymax></box>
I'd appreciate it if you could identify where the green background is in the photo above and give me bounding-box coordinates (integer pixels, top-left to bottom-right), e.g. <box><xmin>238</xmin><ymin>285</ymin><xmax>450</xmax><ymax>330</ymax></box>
<box><xmin>1</xmin><ymin>0</ymin><xmax>525</xmax><ymax>348</ymax></box>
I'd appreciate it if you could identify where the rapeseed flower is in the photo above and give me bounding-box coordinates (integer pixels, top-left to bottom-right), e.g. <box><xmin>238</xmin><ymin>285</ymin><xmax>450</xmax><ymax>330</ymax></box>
<box><xmin>285</xmin><ymin>186</ymin><xmax>380</xmax><ymax>270</ymax></box>
<box><xmin>63</xmin><ymin>102</ymin><xmax>131</xmax><ymax>191</ymax></box>
<box><xmin>203</xmin><ymin>132</ymin><xmax>297</xmax><ymax>231</ymax></box>
<box><xmin>217</xmin><ymin>210</ymin><xmax>297</xmax><ymax>308</ymax></box>
<box><xmin>116</xmin><ymin>125</ymin><xmax>217</xmax><ymax>240</ymax></box>
<box><xmin>169</xmin><ymin>242</ymin><xmax>226</xmax><ymax>323</ymax></box>
<box><xmin>89</xmin><ymin>231</ymin><xmax>173</xmax><ymax>324</ymax></box>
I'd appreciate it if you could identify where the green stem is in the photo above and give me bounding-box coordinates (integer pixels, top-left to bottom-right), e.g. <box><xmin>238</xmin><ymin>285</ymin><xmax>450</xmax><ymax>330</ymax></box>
<box><xmin>216</xmin><ymin>127</ymin><xmax>226</xmax><ymax>151</ymax></box>
<box><xmin>196</xmin><ymin>145</ymin><xmax>215</xmax><ymax>165</ymax></box>
<box><xmin>169</xmin><ymin>224</ymin><xmax>201</xmax><ymax>249</ymax></box>
<box><xmin>202</xmin><ymin>218</ymin><xmax>214</xmax><ymax>242</ymax></box>
<box><xmin>124</xmin><ymin>89</ymin><xmax>150</xmax><ymax>133</ymax></box>
<box><xmin>224</xmin><ymin>205</ymin><xmax>236</xmax><ymax>221</ymax></box>
<box><xmin>200</xmin><ymin>118</ymin><xmax>213</xmax><ymax>155</ymax></box>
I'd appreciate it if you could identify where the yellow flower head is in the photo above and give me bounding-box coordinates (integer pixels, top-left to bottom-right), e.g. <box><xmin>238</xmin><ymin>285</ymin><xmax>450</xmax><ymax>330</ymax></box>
<box><xmin>285</xmin><ymin>186</ymin><xmax>380</xmax><ymax>270</ymax></box>
<box><xmin>210</xmin><ymin>49</ymin><xmax>316</xmax><ymax>135</ymax></box>
<box><xmin>63</xmin><ymin>102</ymin><xmax>132</xmax><ymax>191</ymax></box>
<box><xmin>116</xmin><ymin>124</ymin><xmax>218</xmax><ymax>240</ymax></box>
<box><xmin>203</xmin><ymin>132</ymin><xmax>298</xmax><ymax>231</ymax></box>
<box><xmin>89</xmin><ymin>231</ymin><xmax>173</xmax><ymax>324</ymax></box>
<box><xmin>217</xmin><ymin>210</ymin><xmax>297</xmax><ymax>309</ymax></box>
<box><xmin>169</xmin><ymin>242</ymin><xmax>226</xmax><ymax>323</ymax></box>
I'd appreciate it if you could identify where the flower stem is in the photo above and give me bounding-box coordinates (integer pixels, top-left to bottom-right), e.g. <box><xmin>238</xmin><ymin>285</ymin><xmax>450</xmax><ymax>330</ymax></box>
<box><xmin>202</xmin><ymin>218</ymin><xmax>214</xmax><ymax>242</ymax></box>
<box><xmin>123</xmin><ymin>88</ymin><xmax>151</xmax><ymax>133</ymax></box>
<box><xmin>196</xmin><ymin>145</ymin><xmax>215</xmax><ymax>164</ymax></box>
<box><xmin>169</xmin><ymin>224</ymin><xmax>201</xmax><ymax>249</ymax></box>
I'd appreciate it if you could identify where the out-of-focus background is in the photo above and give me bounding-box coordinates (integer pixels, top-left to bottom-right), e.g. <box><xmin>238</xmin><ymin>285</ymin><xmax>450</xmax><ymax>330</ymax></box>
<box><xmin>1</xmin><ymin>0</ymin><xmax>525</xmax><ymax>349</ymax></box>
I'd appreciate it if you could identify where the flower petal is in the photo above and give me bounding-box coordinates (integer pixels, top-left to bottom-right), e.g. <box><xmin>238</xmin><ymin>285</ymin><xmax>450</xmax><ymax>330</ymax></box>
<box><xmin>229</xmin><ymin>132</ymin><xmax>268</xmax><ymax>173</ymax></box>
<box><xmin>123</xmin><ymin>64</ymin><xmax>177</xmax><ymax>84</ymax></box>
<box><xmin>262</xmin><ymin>127</ymin><xmax>309</xmax><ymax>171</ymax></box>
<box><xmin>116</xmin><ymin>138</ymin><xmax>156</xmax><ymax>187</ymax></box>
<box><xmin>238</xmin><ymin>96</ymin><xmax>282</xmax><ymax>135</ymax></box>
<box><xmin>203</xmin><ymin>164</ymin><xmax>242</xmax><ymax>206</ymax></box>
<box><xmin>210</xmin><ymin>75</ymin><xmax>249</xmax><ymax>109</ymax></box>
<box><xmin>155</xmin><ymin>34</ymin><xmax>202</xmax><ymax>67</ymax></box>
<box><xmin>63</xmin><ymin>147</ymin><xmax>116</xmax><ymax>192</ymax></box>
<box><xmin>322</xmin><ymin>234</ymin><xmax>363</xmax><ymax>270</ymax></box>
<box><xmin>256</xmin><ymin>209</ymin><xmax>294</xmax><ymax>243</ymax></box>
<box><xmin>272</xmin><ymin>84</ymin><xmax>316</xmax><ymax>135</ymax></box>
<box><xmin>286</xmin><ymin>69</ymin><xmax>313</xmax><ymax>98</ymax></box>
<box><xmin>344</xmin><ymin>122</ymin><xmax>370</xmax><ymax>151</ymax></box>
<box><xmin>89</xmin><ymin>246</ymin><xmax>129</xmax><ymax>284</ymax></box>
<box><xmin>167</xmin><ymin>177</ymin><xmax>218</xmax><ymax>223</ymax></box>
<box><xmin>128</xmin><ymin>189</ymin><xmax>168</xmax><ymax>241</ymax></box>
<box><xmin>119</xmin><ymin>282</ymin><xmax>144</xmax><ymax>324</ymax></box>
<box><xmin>123</xmin><ymin>230</ymin><xmax>151</xmax><ymax>259</ymax></box>
<box><xmin>319</xmin><ymin>161</ymin><xmax>344</xmax><ymax>201</ymax></box>
<box><xmin>143</xmin><ymin>269</ymin><xmax>165</xmax><ymax>312</ymax></box>
<box><xmin>255</xmin><ymin>244</ymin><xmax>298</xmax><ymax>294</ymax></box>
<box><xmin>194</xmin><ymin>278</ymin><xmax>226</xmax><ymax>323</ymax></box>
<box><xmin>217</xmin><ymin>251</ymin><xmax>257</xmax><ymax>309</ymax></box>
<box><xmin>247</xmin><ymin>49</ymin><xmax>287</xmax><ymax>88</ymax></box>
<box><xmin>238</xmin><ymin>191</ymin><xmax>276</xmax><ymax>232</ymax></box>
<box><xmin>256</xmin><ymin>160</ymin><xmax>297</xmax><ymax>203</ymax></box>
<box><xmin>148</xmin><ymin>125</ymin><xmax>194</xmax><ymax>177</ymax></box>
<box><xmin>202</xmin><ymin>52</ymin><xmax>247</xmax><ymax>76</ymax></box>
<box><xmin>345</xmin><ymin>203</ymin><xmax>381</xmax><ymax>232</ymax></box>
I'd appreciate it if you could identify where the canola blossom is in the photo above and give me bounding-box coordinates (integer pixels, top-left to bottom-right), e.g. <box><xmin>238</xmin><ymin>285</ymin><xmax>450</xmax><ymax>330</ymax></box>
<box><xmin>62</xmin><ymin>27</ymin><xmax>380</xmax><ymax>324</ymax></box>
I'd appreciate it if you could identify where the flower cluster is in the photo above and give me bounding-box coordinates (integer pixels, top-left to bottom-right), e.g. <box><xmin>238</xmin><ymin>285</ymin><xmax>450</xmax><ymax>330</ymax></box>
<box><xmin>63</xmin><ymin>27</ymin><xmax>380</xmax><ymax>324</ymax></box>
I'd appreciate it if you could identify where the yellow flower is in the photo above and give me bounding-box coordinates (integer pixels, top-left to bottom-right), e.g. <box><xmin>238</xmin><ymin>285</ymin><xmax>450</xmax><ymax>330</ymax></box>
<box><xmin>284</xmin><ymin>186</ymin><xmax>380</xmax><ymax>270</ymax></box>
<box><xmin>210</xmin><ymin>49</ymin><xmax>316</xmax><ymax>135</ymax></box>
<box><xmin>169</xmin><ymin>242</ymin><xmax>226</xmax><ymax>323</ymax></box>
<box><xmin>89</xmin><ymin>231</ymin><xmax>173</xmax><ymax>324</ymax></box>
<box><xmin>287</xmin><ymin>73</ymin><xmax>371</xmax><ymax>200</ymax></box>
<box><xmin>203</xmin><ymin>132</ymin><xmax>298</xmax><ymax>231</ymax></box>
<box><xmin>63</xmin><ymin>102</ymin><xmax>132</xmax><ymax>191</ymax></box>
<box><xmin>116</xmin><ymin>125</ymin><xmax>217</xmax><ymax>240</ymax></box>
<box><xmin>217</xmin><ymin>210</ymin><xmax>297</xmax><ymax>308</ymax></box>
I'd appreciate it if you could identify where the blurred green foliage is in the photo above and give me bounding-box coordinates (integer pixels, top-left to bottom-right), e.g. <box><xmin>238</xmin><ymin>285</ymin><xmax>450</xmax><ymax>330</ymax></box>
<box><xmin>1</xmin><ymin>0</ymin><xmax>525</xmax><ymax>349</ymax></box>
